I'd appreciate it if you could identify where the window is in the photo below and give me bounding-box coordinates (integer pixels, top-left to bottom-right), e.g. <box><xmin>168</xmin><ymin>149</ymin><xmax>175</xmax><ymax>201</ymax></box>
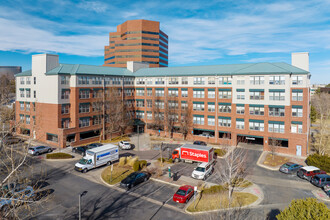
<box><xmin>208</xmin><ymin>102</ymin><xmax>215</xmax><ymax>112</ymax></box>
<box><xmin>79</xmin><ymin>118</ymin><xmax>90</xmax><ymax>128</ymax></box>
<box><xmin>208</xmin><ymin>90</ymin><xmax>215</xmax><ymax>98</ymax></box>
<box><xmin>20</xmin><ymin>90</ymin><xmax>24</xmax><ymax>98</ymax></box>
<box><xmin>181</xmin><ymin>89</ymin><xmax>188</xmax><ymax>97</ymax></box>
<box><xmin>93</xmin><ymin>89</ymin><xmax>102</xmax><ymax>98</ymax></box>
<box><xmin>105</xmin><ymin>77</ymin><xmax>111</xmax><ymax>85</ymax></box>
<box><xmin>193</xmin><ymin>77</ymin><xmax>205</xmax><ymax>85</ymax></box>
<box><xmin>269</xmin><ymin>90</ymin><xmax>285</xmax><ymax>101</ymax></box>
<box><xmin>77</xmin><ymin>76</ymin><xmax>90</xmax><ymax>85</ymax></box>
<box><xmin>33</xmin><ymin>103</ymin><xmax>36</xmax><ymax>111</ymax></box>
<box><xmin>168</xmin><ymin>101</ymin><xmax>178</xmax><ymax>109</ymax></box>
<box><xmin>124</xmin><ymin>89</ymin><xmax>134</xmax><ymax>96</ymax></box>
<box><xmin>47</xmin><ymin>133</ymin><xmax>58</xmax><ymax>142</ymax></box>
<box><xmin>34</xmin><ymin>91</ymin><xmax>36</xmax><ymax>98</ymax></box>
<box><xmin>26</xmin><ymin>103</ymin><xmax>30</xmax><ymax>111</ymax></box>
<box><xmin>155</xmin><ymin>78</ymin><xmax>164</xmax><ymax>85</ymax></box>
<box><xmin>26</xmin><ymin>77</ymin><xmax>31</xmax><ymax>85</ymax></box>
<box><xmin>19</xmin><ymin>114</ymin><xmax>24</xmax><ymax>122</ymax></box>
<box><xmin>91</xmin><ymin>77</ymin><xmax>102</xmax><ymax>85</ymax></box>
<box><xmin>155</xmin><ymin>100</ymin><xmax>164</xmax><ymax>109</ymax></box>
<box><xmin>62</xmin><ymin>118</ymin><xmax>70</xmax><ymax>128</ymax></box>
<box><xmin>34</xmin><ymin>77</ymin><xmax>36</xmax><ymax>85</ymax></box>
<box><xmin>181</xmin><ymin>101</ymin><xmax>188</xmax><ymax>110</ymax></box>
<box><xmin>250</xmin><ymin>76</ymin><xmax>264</xmax><ymax>85</ymax></box>
<box><xmin>208</xmin><ymin>77</ymin><xmax>215</xmax><ymax>85</ymax></box>
<box><xmin>136</xmin><ymin>111</ymin><xmax>144</xmax><ymax>119</ymax></box>
<box><xmin>147</xmin><ymin>100</ymin><xmax>152</xmax><ymax>108</ymax></box>
<box><xmin>20</xmin><ymin>102</ymin><xmax>24</xmax><ymax>110</ymax></box>
<box><xmin>169</xmin><ymin>77</ymin><xmax>178</xmax><ymax>85</ymax></box>
<box><xmin>193</xmin><ymin>102</ymin><xmax>204</xmax><ymax>111</ymax></box>
<box><xmin>61</xmin><ymin>104</ymin><xmax>70</xmax><ymax>114</ymax></box>
<box><xmin>136</xmin><ymin>100</ymin><xmax>144</xmax><ymax>107</ymax></box>
<box><xmin>79</xmin><ymin>90</ymin><xmax>90</xmax><ymax>99</ymax></box>
<box><xmin>26</xmin><ymin>89</ymin><xmax>31</xmax><ymax>98</ymax></box>
<box><xmin>292</xmin><ymin>76</ymin><xmax>303</xmax><ymax>85</ymax></box>
<box><xmin>193</xmin><ymin>89</ymin><xmax>204</xmax><ymax>98</ymax></box>
<box><xmin>236</xmin><ymin>120</ymin><xmax>244</xmax><ymax>129</ymax></box>
<box><xmin>147</xmin><ymin>89</ymin><xmax>153</xmax><ymax>96</ymax></box>
<box><xmin>291</xmin><ymin>122</ymin><xmax>303</xmax><ymax>133</ymax></box>
<box><xmin>112</xmin><ymin>77</ymin><xmax>121</xmax><ymax>85</ymax></box>
<box><xmin>219</xmin><ymin>77</ymin><xmax>232</xmax><ymax>85</ymax></box>
<box><xmin>219</xmin><ymin>90</ymin><xmax>232</xmax><ymax>99</ymax></box>
<box><xmin>61</xmin><ymin>89</ymin><xmax>70</xmax><ymax>99</ymax></box>
<box><xmin>147</xmin><ymin>112</ymin><xmax>152</xmax><ymax>120</ymax></box>
<box><xmin>249</xmin><ymin>105</ymin><xmax>264</xmax><ymax>115</ymax></box>
<box><xmin>60</xmin><ymin>76</ymin><xmax>70</xmax><ymax>85</ymax></box>
<box><xmin>219</xmin><ymin>103</ymin><xmax>231</xmax><ymax>113</ymax></box>
<box><xmin>168</xmin><ymin>89</ymin><xmax>178</xmax><ymax>97</ymax></box>
<box><xmin>208</xmin><ymin>117</ymin><xmax>215</xmax><ymax>125</ymax></box>
<box><xmin>155</xmin><ymin>89</ymin><xmax>164</xmax><ymax>97</ymax></box>
<box><xmin>249</xmin><ymin>90</ymin><xmax>264</xmax><ymax>100</ymax></box>
<box><xmin>292</xmin><ymin>90</ymin><xmax>303</xmax><ymax>101</ymax></box>
<box><xmin>236</xmin><ymin>78</ymin><xmax>245</xmax><ymax>85</ymax></box>
<box><xmin>79</xmin><ymin>103</ymin><xmax>90</xmax><ymax>113</ymax></box>
<box><xmin>181</xmin><ymin>77</ymin><xmax>188</xmax><ymax>85</ymax></box>
<box><xmin>193</xmin><ymin>115</ymin><xmax>204</xmax><ymax>125</ymax></box>
<box><xmin>92</xmin><ymin>102</ymin><xmax>102</xmax><ymax>112</ymax></box>
<box><xmin>219</xmin><ymin>117</ymin><xmax>231</xmax><ymax>127</ymax></box>
<box><xmin>136</xmin><ymin>78</ymin><xmax>145</xmax><ymax>85</ymax></box>
<box><xmin>292</xmin><ymin>106</ymin><xmax>303</xmax><ymax>117</ymax></box>
<box><xmin>20</xmin><ymin>78</ymin><xmax>25</xmax><ymax>85</ymax></box>
<box><xmin>269</xmin><ymin>106</ymin><xmax>285</xmax><ymax>117</ymax></box>
<box><xmin>236</xmin><ymin>105</ymin><xmax>245</xmax><ymax>114</ymax></box>
<box><xmin>269</xmin><ymin>76</ymin><xmax>285</xmax><ymax>85</ymax></box>
<box><xmin>136</xmin><ymin>89</ymin><xmax>145</xmax><ymax>96</ymax></box>
<box><xmin>249</xmin><ymin>120</ymin><xmax>264</xmax><ymax>131</ymax></box>
<box><xmin>236</xmin><ymin>89</ymin><xmax>245</xmax><ymax>100</ymax></box>
<box><xmin>146</xmin><ymin>78</ymin><xmax>153</xmax><ymax>85</ymax></box>
<box><xmin>268</xmin><ymin>121</ymin><xmax>285</xmax><ymax>133</ymax></box>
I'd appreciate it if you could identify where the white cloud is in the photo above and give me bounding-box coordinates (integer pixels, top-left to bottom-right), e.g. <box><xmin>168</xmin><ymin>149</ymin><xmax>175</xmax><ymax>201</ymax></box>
<box><xmin>77</xmin><ymin>1</ymin><xmax>108</xmax><ymax>13</ymax></box>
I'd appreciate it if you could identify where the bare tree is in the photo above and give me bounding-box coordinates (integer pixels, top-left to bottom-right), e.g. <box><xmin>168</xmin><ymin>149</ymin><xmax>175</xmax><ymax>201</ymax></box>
<box><xmin>311</xmin><ymin>93</ymin><xmax>330</xmax><ymax>155</ymax></box>
<box><xmin>151</xmin><ymin>97</ymin><xmax>165</xmax><ymax>135</ymax></box>
<box><xmin>104</xmin><ymin>88</ymin><xmax>123</xmax><ymax>140</ymax></box>
<box><xmin>179</xmin><ymin>104</ymin><xmax>193</xmax><ymax>140</ymax></box>
<box><xmin>164</xmin><ymin>94</ymin><xmax>179</xmax><ymax>138</ymax></box>
<box><xmin>268</xmin><ymin>137</ymin><xmax>282</xmax><ymax>160</ymax></box>
<box><xmin>118</xmin><ymin>103</ymin><xmax>133</xmax><ymax>135</ymax></box>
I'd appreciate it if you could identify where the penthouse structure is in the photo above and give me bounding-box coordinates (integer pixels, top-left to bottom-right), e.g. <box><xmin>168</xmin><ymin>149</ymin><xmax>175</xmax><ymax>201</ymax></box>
<box><xmin>15</xmin><ymin>52</ymin><xmax>310</xmax><ymax>156</ymax></box>
<box><xmin>103</xmin><ymin>19</ymin><xmax>168</xmax><ymax>68</ymax></box>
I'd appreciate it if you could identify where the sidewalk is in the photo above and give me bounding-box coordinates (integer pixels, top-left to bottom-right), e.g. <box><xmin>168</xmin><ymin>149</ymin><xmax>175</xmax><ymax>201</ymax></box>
<box><xmin>257</xmin><ymin>151</ymin><xmax>307</xmax><ymax>171</ymax></box>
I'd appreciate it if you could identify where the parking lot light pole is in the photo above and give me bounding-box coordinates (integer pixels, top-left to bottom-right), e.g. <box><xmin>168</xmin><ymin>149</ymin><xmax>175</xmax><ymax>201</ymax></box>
<box><xmin>137</xmin><ymin>125</ymin><xmax>140</xmax><ymax>151</ymax></box>
<box><xmin>79</xmin><ymin>191</ymin><xmax>88</xmax><ymax>220</ymax></box>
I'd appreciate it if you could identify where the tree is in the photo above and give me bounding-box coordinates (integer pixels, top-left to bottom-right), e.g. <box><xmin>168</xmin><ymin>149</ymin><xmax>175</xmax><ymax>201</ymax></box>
<box><xmin>104</xmin><ymin>88</ymin><xmax>123</xmax><ymax>140</ymax></box>
<box><xmin>164</xmin><ymin>94</ymin><xmax>179</xmax><ymax>138</ymax></box>
<box><xmin>151</xmin><ymin>97</ymin><xmax>165</xmax><ymax>134</ymax></box>
<box><xmin>311</xmin><ymin>93</ymin><xmax>330</xmax><ymax>155</ymax></box>
<box><xmin>276</xmin><ymin>198</ymin><xmax>330</xmax><ymax>220</ymax></box>
<box><xmin>268</xmin><ymin>137</ymin><xmax>282</xmax><ymax>160</ymax></box>
<box><xmin>179</xmin><ymin>104</ymin><xmax>193</xmax><ymax>140</ymax></box>
<box><xmin>310</xmin><ymin>105</ymin><xmax>318</xmax><ymax>124</ymax></box>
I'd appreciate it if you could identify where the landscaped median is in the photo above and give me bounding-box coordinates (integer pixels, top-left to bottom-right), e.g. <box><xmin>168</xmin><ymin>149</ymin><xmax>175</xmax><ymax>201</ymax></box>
<box><xmin>46</xmin><ymin>152</ymin><xmax>74</xmax><ymax>159</ymax></box>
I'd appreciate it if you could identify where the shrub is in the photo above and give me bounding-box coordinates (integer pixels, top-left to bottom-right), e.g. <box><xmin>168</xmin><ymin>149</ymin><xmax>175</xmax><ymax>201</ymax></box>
<box><xmin>202</xmin><ymin>185</ymin><xmax>226</xmax><ymax>194</ymax></box>
<box><xmin>214</xmin><ymin>148</ymin><xmax>227</xmax><ymax>157</ymax></box>
<box><xmin>133</xmin><ymin>160</ymin><xmax>140</xmax><ymax>171</ymax></box>
<box><xmin>157</xmin><ymin>157</ymin><xmax>166</xmax><ymax>163</ymax></box>
<box><xmin>139</xmin><ymin>160</ymin><xmax>147</xmax><ymax>169</ymax></box>
<box><xmin>127</xmin><ymin>156</ymin><xmax>139</xmax><ymax>167</ymax></box>
<box><xmin>168</xmin><ymin>158</ymin><xmax>173</xmax><ymax>163</ymax></box>
<box><xmin>306</xmin><ymin>154</ymin><xmax>330</xmax><ymax>173</ymax></box>
<box><xmin>276</xmin><ymin>198</ymin><xmax>330</xmax><ymax>220</ymax></box>
<box><xmin>118</xmin><ymin>157</ymin><xmax>126</xmax><ymax>166</ymax></box>
<box><xmin>46</xmin><ymin>153</ymin><xmax>72</xmax><ymax>159</ymax></box>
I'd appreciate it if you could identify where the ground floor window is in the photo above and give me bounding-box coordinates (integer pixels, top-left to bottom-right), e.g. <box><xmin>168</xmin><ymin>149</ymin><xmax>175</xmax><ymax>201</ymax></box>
<box><xmin>268</xmin><ymin>138</ymin><xmax>288</xmax><ymax>148</ymax></box>
<box><xmin>80</xmin><ymin>130</ymin><xmax>100</xmax><ymax>140</ymax></box>
<box><xmin>219</xmin><ymin>131</ymin><xmax>231</xmax><ymax>139</ymax></box>
<box><xmin>21</xmin><ymin>128</ymin><xmax>30</xmax><ymax>136</ymax></box>
<box><xmin>47</xmin><ymin>133</ymin><xmax>58</xmax><ymax>142</ymax></box>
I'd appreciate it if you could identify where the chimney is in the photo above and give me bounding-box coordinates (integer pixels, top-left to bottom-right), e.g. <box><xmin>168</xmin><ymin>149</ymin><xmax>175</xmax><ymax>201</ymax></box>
<box><xmin>127</xmin><ymin>61</ymin><xmax>149</xmax><ymax>72</ymax></box>
<box><xmin>291</xmin><ymin>52</ymin><xmax>309</xmax><ymax>71</ymax></box>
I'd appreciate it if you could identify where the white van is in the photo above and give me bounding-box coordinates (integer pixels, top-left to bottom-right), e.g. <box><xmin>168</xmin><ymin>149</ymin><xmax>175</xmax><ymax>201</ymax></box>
<box><xmin>75</xmin><ymin>144</ymin><xmax>118</xmax><ymax>173</ymax></box>
<box><xmin>191</xmin><ymin>162</ymin><xmax>213</xmax><ymax>180</ymax></box>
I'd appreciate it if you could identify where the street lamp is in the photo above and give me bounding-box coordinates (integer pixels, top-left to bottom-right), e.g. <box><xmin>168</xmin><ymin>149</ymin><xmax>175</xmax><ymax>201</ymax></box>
<box><xmin>137</xmin><ymin>125</ymin><xmax>140</xmax><ymax>151</ymax></box>
<box><xmin>79</xmin><ymin>191</ymin><xmax>88</xmax><ymax>220</ymax></box>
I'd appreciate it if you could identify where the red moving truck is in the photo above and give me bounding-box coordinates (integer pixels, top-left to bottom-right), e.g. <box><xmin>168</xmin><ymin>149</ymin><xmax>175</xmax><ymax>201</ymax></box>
<box><xmin>172</xmin><ymin>144</ymin><xmax>214</xmax><ymax>163</ymax></box>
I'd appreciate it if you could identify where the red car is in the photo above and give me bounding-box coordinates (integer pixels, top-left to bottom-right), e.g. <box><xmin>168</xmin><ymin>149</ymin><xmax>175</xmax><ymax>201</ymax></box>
<box><xmin>297</xmin><ymin>166</ymin><xmax>327</xmax><ymax>181</ymax></box>
<box><xmin>173</xmin><ymin>185</ymin><xmax>194</xmax><ymax>203</ymax></box>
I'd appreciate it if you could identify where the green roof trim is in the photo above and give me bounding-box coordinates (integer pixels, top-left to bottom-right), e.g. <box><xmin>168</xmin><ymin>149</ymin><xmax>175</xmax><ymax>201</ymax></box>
<box><xmin>155</xmin><ymin>88</ymin><xmax>164</xmax><ymax>90</ymax></box>
<box><xmin>194</xmin><ymin>128</ymin><xmax>214</xmax><ymax>132</ymax></box>
<box><xmin>168</xmin><ymin>88</ymin><xmax>178</xmax><ymax>91</ymax></box>
<box><xmin>269</xmin><ymin>89</ymin><xmax>285</xmax><ymax>92</ymax></box>
<box><xmin>93</xmin><ymin>88</ymin><xmax>102</xmax><ymax>91</ymax></box>
<box><xmin>136</xmin><ymin>88</ymin><xmax>144</xmax><ymax>90</ymax></box>
<box><xmin>147</xmin><ymin>88</ymin><xmax>152</xmax><ymax>90</ymax></box>
<box><xmin>208</xmin><ymin>115</ymin><xmax>215</xmax><ymax>118</ymax></box>
<box><xmin>193</xmin><ymin>101</ymin><xmax>204</xmax><ymax>104</ymax></box>
<box><xmin>218</xmin><ymin>88</ymin><xmax>231</xmax><ymax>91</ymax></box>
<box><xmin>79</xmin><ymin>88</ymin><xmax>90</xmax><ymax>91</ymax></box>
<box><xmin>193</xmin><ymin>115</ymin><xmax>204</xmax><ymax>118</ymax></box>
<box><xmin>249</xmin><ymin>119</ymin><xmax>264</xmax><ymax>123</ymax></box>
<box><xmin>208</xmin><ymin>88</ymin><xmax>215</xmax><ymax>91</ymax></box>
<box><xmin>269</xmin><ymin>105</ymin><xmax>285</xmax><ymax>108</ymax></box>
<box><xmin>181</xmin><ymin>88</ymin><xmax>188</xmax><ymax>91</ymax></box>
<box><xmin>193</xmin><ymin>88</ymin><xmax>204</xmax><ymax>91</ymax></box>
<box><xmin>292</xmin><ymin>89</ymin><xmax>303</xmax><ymax>92</ymax></box>
<box><xmin>19</xmin><ymin>88</ymin><xmax>24</xmax><ymax>91</ymax></box>
<box><xmin>25</xmin><ymin>88</ymin><xmax>31</xmax><ymax>91</ymax></box>
<box><xmin>249</xmin><ymin>89</ymin><xmax>264</xmax><ymax>92</ymax></box>
<box><xmin>136</xmin><ymin>99</ymin><xmax>144</xmax><ymax>101</ymax></box>
<box><xmin>219</xmin><ymin>116</ymin><xmax>231</xmax><ymax>119</ymax></box>
<box><xmin>269</xmin><ymin>121</ymin><xmax>285</xmax><ymax>125</ymax></box>
<box><xmin>15</xmin><ymin>70</ymin><xmax>32</xmax><ymax>77</ymax></box>
<box><xmin>236</xmin><ymin>118</ymin><xmax>244</xmax><ymax>122</ymax></box>
<box><xmin>292</xmin><ymin>105</ymin><xmax>303</xmax><ymax>109</ymax></box>
<box><xmin>181</xmin><ymin>101</ymin><xmax>187</xmax><ymax>103</ymax></box>
<box><xmin>218</xmin><ymin>102</ymin><xmax>231</xmax><ymax>105</ymax></box>
<box><xmin>236</xmin><ymin>89</ymin><xmax>245</xmax><ymax>92</ymax></box>
<box><xmin>236</xmin><ymin>104</ymin><xmax>245</xmax><ymax>107</ymax></box>
<box><xmin>19</xmin><ymin>101</ymin><xmax>24</xmax><ymax>104</ymax></box>
<box><xmin>208</xmin><ymin>102</ymin><xmax>215</xmax><ymax>105</ymax></box>
<box><xmin>269</xmin><ymin>137</ymin><xmax>288</xmax><ymax>141</ymax></box>
<box><xmin>135</xmin><ymin>110</ymin><xmax>144</xmax><ymax>113</ymax></box>
<box><xmin>291</xmin><ymin>121</ymin><xmax>303</xmax><ymax>125</ymax></box>
<box><xmin>249</xmin><ymin>104</ymin><xmax>264</xmax><ymax>107</ymax></box>
<box><xmin>238</xmin><ymin>134</ymin><xmax>263</xmax><ymax>139</ymax></box>
<box><xmin>147</xmin><ymin>111</ymin><xmax>152</xmax><ymax>113</ymax></box>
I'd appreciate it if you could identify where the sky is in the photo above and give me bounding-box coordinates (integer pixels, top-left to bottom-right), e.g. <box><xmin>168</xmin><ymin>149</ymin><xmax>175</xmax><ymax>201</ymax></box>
<box><xmin>0</xmin><ymin>0</ymin><xmax>330</xmax><ymax>84</ymax></box>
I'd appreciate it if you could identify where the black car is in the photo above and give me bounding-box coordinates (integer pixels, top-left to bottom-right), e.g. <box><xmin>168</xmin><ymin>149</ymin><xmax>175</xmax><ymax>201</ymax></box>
<box><xmin>72</xmin><ymin>146</ymin><xmax>89</xmax><ymax>155</ymax></box>
<box><xmin>120</xmin><ymin>172</ymin><xmax>151</xmax><ymax>189</ymax></box>
<box><xmin>86</xmin><ymin>143</ymin><xmax>103</xmax><ymax>148</ymax></box>
<box><xmin>193</xmin><ymin>141</ymin><xmax>207</xmax><ymax>146</ymax></box>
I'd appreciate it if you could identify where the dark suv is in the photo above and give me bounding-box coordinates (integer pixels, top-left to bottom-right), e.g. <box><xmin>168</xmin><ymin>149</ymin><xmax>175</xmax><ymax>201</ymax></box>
<box><xmin>310</xmin><ymin>174</ymin><xmax>330</xmax><ymax>188</ymax></box>
<box><xmin>297</xmin><ymin>166</ymin><xmax>326</xmax><ymax>181</ymax></box>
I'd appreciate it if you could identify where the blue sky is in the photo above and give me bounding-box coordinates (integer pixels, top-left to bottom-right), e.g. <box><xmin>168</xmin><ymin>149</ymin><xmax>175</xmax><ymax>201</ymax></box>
<box><xmin>0</xmin><ymin>0</ymin><xmax>330</xmax><ymax>83</ymax></box>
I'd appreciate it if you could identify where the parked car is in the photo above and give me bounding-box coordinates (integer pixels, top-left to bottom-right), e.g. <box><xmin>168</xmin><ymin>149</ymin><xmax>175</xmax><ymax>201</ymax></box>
<box><xmin>193</xmin><ymin>141</ymin><xmax>207</xmax><ymax>146</ymax></box>
<box><xmin>323</xmin><ymin>184</ymin><xmax>330</xmax><ymax>197</ymax></box>
<box><xmin>279</xmin><ymin>162</ymin><xmax>303</xmax><ymax>174</ymax></box>
<box><xmin>120</xmin><ymin>171</ymin><xmax>150</xmax><ymax>189</ymax></box>
<box><xmin>297</xmin><ymin>166</ymin><xmax>326</xmax><ymax>181</ymax></box>
<box><xmin>0</xmin><ymin>186</ymin><xmax>34</xmax><ymax>210</ymax></box>
<box><xmin>86</xmin><ymin>143</ymin><xmax>103</xmax><ymax>148</ymax></box>
<box><xmin>173</xmin><ymin>185</ymin><xmax>194</xmax><ymax>203</ymax></box>
<box><xmin>119</xmin><ymin>141</ymin><xmax>132</xmax><ymax>150</ymax></box>
<box><xmin>191</xmin><ymin>162</ymin><xmax>214</xmax><ymax>180</ymax></box>
<box><xmin>310</xmin><ymin>174</ymin><xmax>330</xmax><ymax>188</ymax></box>
<box><xmin>28</xmin><ymin>146</ymin><xmax>52</xmax><ymax>156</ymax></box>
<box><xmin>72</xmin><ymin>146</ymin><xmax>89</xmax><ymax>156</ymax></box>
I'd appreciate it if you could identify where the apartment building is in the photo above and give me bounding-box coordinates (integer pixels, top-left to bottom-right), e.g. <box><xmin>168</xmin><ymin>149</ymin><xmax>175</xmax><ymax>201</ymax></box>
<box><xmin>103</xmin><ymin>19</ymin><xmax>168</xmax><ymax>68</ymax></box>
<box><xmin>15</xmin><ymin>53</ymin><xmax>310</xmax><ymax>156</ymax></box>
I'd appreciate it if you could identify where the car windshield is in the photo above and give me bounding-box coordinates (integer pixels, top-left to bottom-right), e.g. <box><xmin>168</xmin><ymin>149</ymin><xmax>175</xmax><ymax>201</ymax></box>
<box><xmin>283</xmin><ymin>163</ymin><xmax>292</xmax><ymax>167</ymax></box>
<box><xmin>125</xmin><ymin>173</ymin><xmax>138</xmax><ymax>181</ymax></box>
<box><xmin>314</xmin><ymin>176</ymin><xmax>320</xmax><ymax>181</ymax></box>
<box><xmin>176</xmin><ymin>189</ymin><xmax>186</xmax><ymax>196</ymax></box>
<box><xmin>79</xmin><ymin>159</ymin><xmax>88</xmax><ymax>165</ymax></box>
<box><xmin>195</xmin><ymin>167</ymin><xmax>205</xmax><ymax>172</ymax></box>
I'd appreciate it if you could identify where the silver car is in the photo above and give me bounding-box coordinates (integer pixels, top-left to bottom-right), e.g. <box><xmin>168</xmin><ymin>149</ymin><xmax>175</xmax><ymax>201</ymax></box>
<box><xmin>28</xmin><ymin>146</ymin><xmax>52</xmax><ymax>156</ymax></box>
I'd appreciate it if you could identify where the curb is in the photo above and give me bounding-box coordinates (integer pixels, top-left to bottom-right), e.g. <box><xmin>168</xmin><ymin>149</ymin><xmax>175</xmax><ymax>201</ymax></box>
<box><xmin>256</xmin><ymin>151</ymin><xmax>279</xmax><ymax>171</ymax></box>
<box><xmin>150</xmin><ymin>177</ymin><xmax>182</xmax><ymax>188</ymax></box>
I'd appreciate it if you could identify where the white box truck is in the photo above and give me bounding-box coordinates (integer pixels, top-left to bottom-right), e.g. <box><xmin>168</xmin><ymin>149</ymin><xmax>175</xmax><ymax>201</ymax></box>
<box><xmin>74</xmin><ymin>144</ymin><xmax>119</xmax><ymax>173</ymax></box>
